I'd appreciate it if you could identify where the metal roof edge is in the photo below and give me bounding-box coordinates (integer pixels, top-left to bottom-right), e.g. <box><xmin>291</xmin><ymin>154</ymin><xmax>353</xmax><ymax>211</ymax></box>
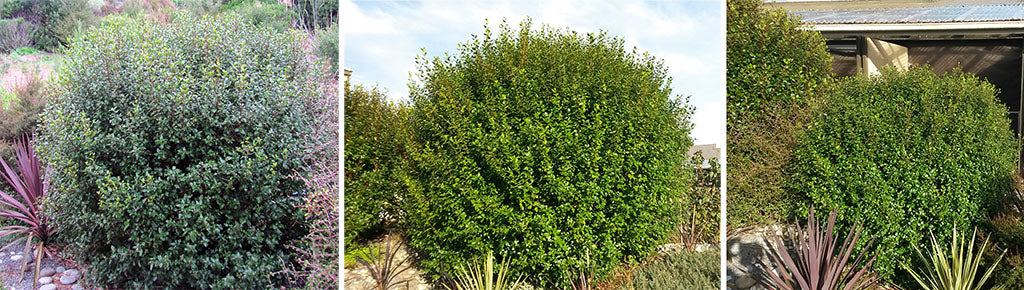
<box><xmin>803</xmin><ymin>21</ymin><xmax>1024</xmax><ymax>38</ymax></box>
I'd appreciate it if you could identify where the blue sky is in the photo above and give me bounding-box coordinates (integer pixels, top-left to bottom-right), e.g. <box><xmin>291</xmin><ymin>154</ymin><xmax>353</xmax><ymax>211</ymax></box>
<box><xmin>342</xmin><ymin>0</ymin><xmax>724</xmax><ymax>147</ymax></box>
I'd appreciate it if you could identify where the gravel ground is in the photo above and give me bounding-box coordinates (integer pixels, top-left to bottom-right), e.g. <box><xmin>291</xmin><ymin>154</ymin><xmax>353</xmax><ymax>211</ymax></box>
<box><xmin>345</xmin><ymin>235</ymin><xmax>431</xmax><ymax>290</ymax></box>
<box><xmin>0</xmin><ymin>248</ymin><xmax>89</xmax><ymax>290</ymax></box>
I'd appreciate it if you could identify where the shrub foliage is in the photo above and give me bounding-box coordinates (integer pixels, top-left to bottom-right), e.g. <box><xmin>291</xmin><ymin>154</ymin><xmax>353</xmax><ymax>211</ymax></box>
<box><xmin>344</xmin><ymin>85</ymin><xmax>411</xmax><ymax>248</ymax></box>
<box><xmin>0</xmin><ymin>68</ymin><xmax>47</xmax><ymax>164</ymax></box>
<box><xmin>726</xmin><ymin>0</ymin><xmax>832</xmax><ymax>226</ymax></box>
<box><xmin>0</xmin><ymin>18</ymin><xmax>37</xmax><ymax>53</ymax></box>
<box><xmin>288</xmin><ymin>72</ymin><xmax>338</xmax><ymax>288</ymax></box>
<box><xmin>224</xmin><ymin>0</ymin><xmax>296</xmax><ymax>32</ymax></box>
<box><xmin>1</xmin><ymin>0</ymin><xmax>96</xmax><ymax>51</ymax></box>
<box><xmin>38</xmin><ymin>14</ymin><xmax>319</xmax><ymax>288</ymax></box>
<box><xmin>316</xmin><ymin>24</ymin><xmax>338</xmax><ymax>75</ymax></box>
<box><xmin>403</xmin><ymin>20</ymin><xmax>693</xmax><ymax>287</ymax></box>
<box><xmin>791</xmin><ymin>66</ymin><xmax>1017</xmax><ymax>278</ymax></box>
<box><xmin>995</xmin><ymin>264</ymin><xmax>1024</xmax><ymax>289</ymax></box>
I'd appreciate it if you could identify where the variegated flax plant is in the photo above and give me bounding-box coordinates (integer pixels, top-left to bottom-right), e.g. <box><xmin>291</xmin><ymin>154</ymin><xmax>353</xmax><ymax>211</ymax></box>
<box><xmin>761</xmin><ymin>207</ymin><xmax>878</xmax><ymax>290</ymax></box>
<box><xmin>448</xmin><ymin>251</ymin><xmax>525</xmax><ymax>290</ymax></box>
<box><xmin>901</xmin><ymin>227</ymin><xmax>1004</xmax><ymax>290</ymax></box>
<box><xmin>0</xmin><ymin>134</ymin><xmax>53</xmax><ymax>289</ymax></box>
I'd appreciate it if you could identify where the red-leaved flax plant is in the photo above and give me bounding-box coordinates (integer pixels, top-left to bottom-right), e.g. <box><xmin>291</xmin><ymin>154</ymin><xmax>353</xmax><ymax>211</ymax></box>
<box><xmin>761</xmin><ymin>207</ymin><xmax>878</xmax><ymax>290</ymax></box>
<box><xmin>0</xmin><ymin>134</ymin><xmax>54</xmax><ymax>288</ymax></box>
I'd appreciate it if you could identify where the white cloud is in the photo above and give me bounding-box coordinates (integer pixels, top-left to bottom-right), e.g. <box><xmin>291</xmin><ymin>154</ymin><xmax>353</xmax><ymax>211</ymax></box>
<box><xmin>341</xmin><ymin>0</ymin><xmax>398</xmax><ymax>35</ymax></box>
<box><xmin>660</xmin><ymin>52</ymin><xmax>713</xmax><ymax>77</ymax></box>
<box><xmin>690</xmin><ymin>98</ymin><xmax>726</xmax><ymax>145</ymax></box>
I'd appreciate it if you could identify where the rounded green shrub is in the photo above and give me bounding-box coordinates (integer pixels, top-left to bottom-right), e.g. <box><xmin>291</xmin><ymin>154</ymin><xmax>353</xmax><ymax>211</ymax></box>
<box><xmin>404</xmin><ymin>20</ymin><xmax>694</xmax><ymax>288</ymax></box>
<box><xmin>726</xmin><ymin>0</ymin><xmax>832</xmax><ymax>226</ymax></box>
<box><xmin>344</xmin><ymin>84</ymin><xmax>411</xmax><ymax>248</ymax></box>
<box><xmin>791</xmin><ymin>66</ymin><xmax>1017</xmax><ymax>279</ymax></box>
<box><xmin>38</xmin><ymin>14</ymin><xmax>319</xmax><ymax>288</ymax></box>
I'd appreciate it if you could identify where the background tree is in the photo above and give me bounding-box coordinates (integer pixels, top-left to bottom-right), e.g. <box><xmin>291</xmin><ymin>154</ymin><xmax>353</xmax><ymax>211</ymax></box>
<box><xmin>726</xmin><ymin>0</ymin><xmax>832</xmax><ymax>227</ymax></box>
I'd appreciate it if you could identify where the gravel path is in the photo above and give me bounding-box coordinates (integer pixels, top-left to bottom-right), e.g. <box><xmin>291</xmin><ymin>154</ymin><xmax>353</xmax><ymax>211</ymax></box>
<box><xmin>0</xmin><ymin>248</ymin><xmax>89</xmax><ymax>290</ymax></box>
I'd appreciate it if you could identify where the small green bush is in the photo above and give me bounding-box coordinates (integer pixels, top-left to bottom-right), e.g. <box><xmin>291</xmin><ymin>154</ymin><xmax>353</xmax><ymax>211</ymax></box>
<box><xmin>403</xmin><ymin>20</ymin><xmax>693</xmax><ymax>288</ymax></box>
<box><xmin>45</xmin><ymin>0</ymin><xmax>96</xmax><ymax>48</ymax></box>
<box><xmin>9</xmin><ymin>46</ymin><xmax>39</xmax><ymax>56</ymax></box>
<box><xmin>174</xmin><ymin>0</ymin><xmax>222</xmax><ymax>15</ymax></box>
<box><xmin>791</xmin><ymin>66</ymin><xmax>1017</xmax><ymax>279</ymax></box>
<box><xmin>726</xmin><ymin>0</ymin><xmax>832</xmax><ymax>227</ymax></box>
<box><xmin>994</xmin><ymin>264</ymin><xmax>1024</xmax><ymax>289</ymax></box>
<box><xmin>630</xmin><ymin>250</ymin><xmax>718</xmax><ymax>290</ymax></box>
<box><xmin>344</xmin><ymin>84</ymin><xmax>411</xmax><ymax>249</ymax></box>
<box><xmin>0</xmin><ymin>18</ymin><xmax>37</xmax><ymax>53</ymax></box>
<box><xmin>121</xmin><ymin>0</ymin><xmax>175</xmax><ymax>23</ymax></box>
<box><xmin>989</xmin><ymin>214</ymin><xmax>1024</xmax><ymax>252</ymax></box>
<box><xmin>38</xmin><ymin>14</ymin><xmax>319</xmax><ymax>288</ymax></box>
<box><xmin>2</xmin><ymin>0</ymin><xmax>99</xmax><ymax>51</ymax></box>
<box><xmin>0</xmin><ymin>67</ymin><xmax>45</xmax><ymax>178</ymax></box>
<box><xmin>225</xmin><ymin>0</ymin><xmax>296</xmax><ymax>32</ymax></box>
<box><xmin>316</xmin><ymin>24</ymin><xmax>338</xmax><ymax>75</ymax></box>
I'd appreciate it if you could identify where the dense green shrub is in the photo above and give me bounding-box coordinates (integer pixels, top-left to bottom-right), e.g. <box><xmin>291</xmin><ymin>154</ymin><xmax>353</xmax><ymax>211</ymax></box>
<box><xmin>122</xmin><ymin>0</ymin><xmax>175</xmax><ymax>23</ymax></box>
<box><xmin>995</xmin><ymin>265</ymin><xmax>1024</xmax><ymax>289</ymax></box>
<box><xmin>791</xmin><ymin>66</ymin><xmax>1017</xmax><ymax>279</ymax></box>
<box><xmin>287</xmin><ymin>65</ymin><xmax>338</xmax><ymax>288</ymax></box>
<box><xmin>225</xmin><ymin>0</ymin><xmax>296</xmax><ymax>32</ymax></box>
<box><xmin>630</xmin><ymin>250</ymin><xmax>718</xmax><ymax>290</ymax></box>
<box><xmin>0</xmin><ymin>18</ymin><xmax>37</xmax><ymax>53</ymax></box>
<box><xmin>1</xmin><ymin>0</ymin><xmax>96</xmax><ymax>51</ymax></box>
<box><xmin>38</xmin><ymin>14</ymin><xmax>320</xmax><ymax>288</ymax></box>
<box><xmin>344</xmin><ymin>84</ymin><xmax>411</xmax><ymax>249</ymax></box>
<box><xmin>316</xmin><ymin>24</ymin><xmax>338</xmax><ymax>75</ymax></box>
<box><xmin>989</xmin><ymin>214</ymin><xmax>1024</xmax><ymax>253</ymax></box>
<box><xmin>0</xmin><ymin>0</ymin><xmax>32</xmax><ymax>19</ymax></box>
<box><xmin>1</xmin><ymin>0</ymin><xmax>97</xmax><ymax>51</ymax></box>
<box><xmin>403</xmin><ymin>20</ymin><xmax>693</xmax><ymax>288</ymax></box>
<box><xmin>45</xmin><ymin>0</ymin><xmax>96</xmax><ymax>47</ymax></box>
<box><xmin>174</xmin><ymin>0</ymin><xmax>223</xmax><ymax>15</ymax></box>
<box><xmin>726</xmin><ymin>0</ymin><xmax>832</xmax><ymax>226</ymax></box>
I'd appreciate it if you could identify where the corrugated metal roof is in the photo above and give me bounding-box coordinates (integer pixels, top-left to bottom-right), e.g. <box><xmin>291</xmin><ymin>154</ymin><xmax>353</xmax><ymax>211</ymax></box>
<box><xmin>792</xmin><ymin>5</ymin><xmax>1024</xmax><ymax>24</ymax></box>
